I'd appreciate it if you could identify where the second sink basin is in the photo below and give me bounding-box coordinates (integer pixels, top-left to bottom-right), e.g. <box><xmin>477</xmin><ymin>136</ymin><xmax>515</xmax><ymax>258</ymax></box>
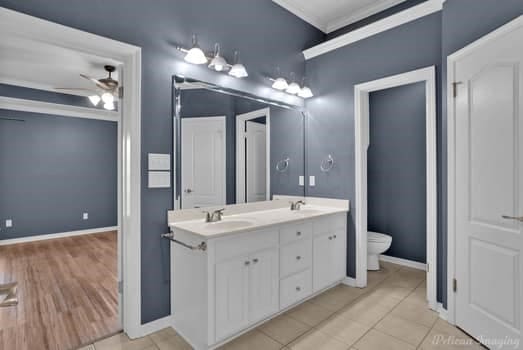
<box><xmin>206</xmin><ymin>219</ymin><xmax>256</xmax><ymax>231</ymax></box>
<box><xmin>293</xmin><ymin>209</ymin><xmax>324</xmax><ymax>215</ymax></box>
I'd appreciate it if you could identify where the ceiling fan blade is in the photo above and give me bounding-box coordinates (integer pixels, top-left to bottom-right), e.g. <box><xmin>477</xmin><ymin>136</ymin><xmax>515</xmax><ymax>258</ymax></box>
<box><xmin>80</xmin><ymin>73</ymin><xmax>111</xmax><ymax>90</ymax></box>
<box><xmin>54</xmin><ymin>87</ymin><xmax>94</xmax><ymax>91</ymax></box>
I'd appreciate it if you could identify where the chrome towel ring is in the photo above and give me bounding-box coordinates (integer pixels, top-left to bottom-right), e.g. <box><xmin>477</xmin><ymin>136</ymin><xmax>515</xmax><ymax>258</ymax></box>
<box><xmin>276</xmin><ymin>157</ymin><xmax>290</xmax><ymax>172</ymax></box>
<box><xmin>320</xmin><ymin>154</ymin><xmax>334</xmax><ymax>172</ymax></box>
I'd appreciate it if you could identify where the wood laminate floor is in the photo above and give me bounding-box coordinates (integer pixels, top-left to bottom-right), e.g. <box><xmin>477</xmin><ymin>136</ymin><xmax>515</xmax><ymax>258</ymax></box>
<box><xmin>0</xmin><ymin>231</ymin><xmax>120</xmax><ymax>350</ymax></box>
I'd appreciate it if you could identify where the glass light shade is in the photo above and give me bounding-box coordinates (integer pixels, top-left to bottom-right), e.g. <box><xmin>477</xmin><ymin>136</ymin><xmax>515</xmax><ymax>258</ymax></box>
<box><xmin>272</xmin><ymin>77</ymin><xmax>288</xmax><ymax>90</ymax></box>
<box><xmin>229</xmin><ymin>63</ymin><xmax>248</xmax><ymax>78</ymax></box>
<box><xmin>103</xmin><ymin>102</ymin><xmax>115</xmax><ymax>111</ymax></box>
<box><xmin>88</xmin><ymin>95</ymin><xmax>101</xmax><ymax>106</ymax></box>
<box><xmin>209</xmin><ymin>55</ymin><xmax>228</xmax><ymax>71</ymax></box>
<box><xmin>184</xmin><ymin>47</ymin><xmax>208</xmax><ymax>65</ymax></box>
<box><xmin>286</xmin><ymin>82</ymin><xmax>301</xmax><ymax>94</ymax></box>
<box><xmin>298</xmin><ymin>86</ymin><xmax>314</xmax><ymax>98</ymax></box>
<box><xmin>101</xmin><ymin>92</ymin><xmax>114</xmax><ymax>104</ymax></box>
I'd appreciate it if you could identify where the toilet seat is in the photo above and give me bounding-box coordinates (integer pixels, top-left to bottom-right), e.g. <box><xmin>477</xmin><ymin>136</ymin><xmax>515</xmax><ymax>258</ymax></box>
<box><xmin>368</xmin><ymin>231</ymin><xmax>392</xmax><ymax>243</ymax></box>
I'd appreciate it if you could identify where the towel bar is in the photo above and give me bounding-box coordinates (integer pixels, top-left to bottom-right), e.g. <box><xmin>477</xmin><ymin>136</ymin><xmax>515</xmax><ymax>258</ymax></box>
<box><xmin>161</xmin><ymin>232</ymin><xmax>207</xmax><ymax>251</ymax></box>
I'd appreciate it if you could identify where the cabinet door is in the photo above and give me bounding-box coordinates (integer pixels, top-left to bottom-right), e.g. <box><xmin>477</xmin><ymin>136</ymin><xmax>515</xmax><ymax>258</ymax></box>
<box><xmin>248</xmin><ymin>248</ymin><xmax>279</xmax><ymax>323</ymax></box>
<box><xmin>331</xmin><ymin>228</ymin><xmax>346</xmax><ymax>281</ymax></box>
<box><xmin>313</xmin><ymin>233</ymin><xmax>334</xmax><ymax>292</ymax></box>
<box><xmin>215</xmin><ymin>255</ymin><xmax>250</xmax><ymax>341</ymax></box>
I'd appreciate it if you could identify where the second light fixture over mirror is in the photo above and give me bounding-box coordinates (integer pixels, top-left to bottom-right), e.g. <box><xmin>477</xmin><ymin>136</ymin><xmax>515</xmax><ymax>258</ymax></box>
<box><xmin>177</xmin><ymin>34</ymin><xmax>248</xmax><ymax>78</ymax></box>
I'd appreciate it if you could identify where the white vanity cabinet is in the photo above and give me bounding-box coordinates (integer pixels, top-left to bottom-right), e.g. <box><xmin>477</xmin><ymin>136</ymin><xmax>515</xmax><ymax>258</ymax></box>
<box><xmin>171</xmin><ymin>211</ymin><xmax>347</xmax><ymax>350</ymax></box>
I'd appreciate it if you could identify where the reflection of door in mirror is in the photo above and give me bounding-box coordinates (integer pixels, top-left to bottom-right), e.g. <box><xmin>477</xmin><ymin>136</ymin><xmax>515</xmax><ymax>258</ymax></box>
<box><xmin>181</xmin><ymin>117</ymin><xmax>226</xmax><ymax>209</ymax></box>
<box><xmin>236</xmin><ymin>108</ymin><xmax>270</xmax><ymax>203</ymax></box>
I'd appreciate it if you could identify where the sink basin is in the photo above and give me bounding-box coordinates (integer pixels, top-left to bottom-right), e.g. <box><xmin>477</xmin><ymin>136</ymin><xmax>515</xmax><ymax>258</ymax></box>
<box><xmin>206</xmin><ymin>219</ymin><xmax>256</xmax><ymax>231</ymax></box>
<box><xmin>292</xmin><ymin>209</ymin><xmax>324</xmax><ymax>215</ymax></box>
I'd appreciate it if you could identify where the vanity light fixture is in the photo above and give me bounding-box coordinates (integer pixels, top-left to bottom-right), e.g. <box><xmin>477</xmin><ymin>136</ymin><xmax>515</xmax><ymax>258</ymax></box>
<box><xmin>88</xmin><ymin>95</ymin><xmax>101</xmax><ymax>106</ymax></box>
<box><xmin>184</xmin><ymin>34</ymin><xmax>208</xmax><ymax>65</ymax></box>
<box><xmin>103</xmin><ymin>102</ymin><xmax>115</xmax><ymax>111</ymax></box>
<box><xmin>229</xmin><ymin>51</ymin><xmax>248</xmax><ymax>78</ymax></box>
<box><xmin>208</xmin><ymin>43</ymin><xmax>228</xmax><ymax>72</ymax></box>
<box><xmin>272</xmin><ymin>77</ymin><xmax>289</xmax><ymax>90</ymax></box>
<box><xmin>101</xmin><ymin>92</ymin><xmax>114</xmax><ymax>104</ymax></box>
<box><xmin>298</xmin><ymin>77</ymin><xmax>314</xmax><ymax>98</ymax></box>
<box><xmin>286</xmin><ymin>73</ymin><xmax>301</xmax><ymax>95</ymax></box>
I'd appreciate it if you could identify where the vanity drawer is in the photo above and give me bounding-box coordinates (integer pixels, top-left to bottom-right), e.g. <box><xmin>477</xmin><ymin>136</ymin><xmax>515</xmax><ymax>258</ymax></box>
<box><xmin>280</xmin><ymin>222</ymin><xmax>312</xmax><ymax>244</ymax></box>
<box><xmin>280</xmin><ymin>238</ymin><xmax>312</xmax><ymax>278</ymax></box>
<box><xmin>215</xmin><ymin>229</ymin><xmax>278</xmax><ymax>262</ymax></box>
<box><xmin>280</xmin><ymin>269</ymin><xmax>312</xmax><ymax>310</ymax></box>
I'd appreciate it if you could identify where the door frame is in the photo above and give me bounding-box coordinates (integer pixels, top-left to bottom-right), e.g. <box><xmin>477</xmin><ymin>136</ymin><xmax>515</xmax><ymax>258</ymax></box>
<box><xmin>0</xmin><ymin>7</ymin><xmax>148</xmax><ymax>338</ymax></box>
<box><xmin>236</xmin><ymin>107</ymin><xmax>271</xmax><ymax>203</ymax></box>
<box><xmin>181</xmin><ymin>116</ymin><xmax>227</xmax><ymax>208</ymax></box>
<box><xmin>446</xmin><ymin>15</ymin><xmax>523</xmax><ymax>326</ymax></box>
<box><xmin>354</xmin><ymin>66</ymin><xmax>437</xmax><ymax>310</ymax></box>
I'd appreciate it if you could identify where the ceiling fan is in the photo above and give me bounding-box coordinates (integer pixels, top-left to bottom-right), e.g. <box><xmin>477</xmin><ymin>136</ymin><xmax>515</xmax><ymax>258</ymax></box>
<box><xmin>54</xmin><ymin>65</ymin><xmax>119</xmax><ymax>110</ymax></box>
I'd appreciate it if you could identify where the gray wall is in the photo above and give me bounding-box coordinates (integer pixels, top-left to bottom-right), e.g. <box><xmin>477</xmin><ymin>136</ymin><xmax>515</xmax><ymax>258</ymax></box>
<box><xmin>0</xmin><ymin>0</ymin><xmax>324</xmax><ymax>323</ymax></box>
<box><xmin>304</xmin><ymin>11</ymin><xmax>442</xmax><ymax>297</ymax></box>
<box><xmin>0</xmin><ymin>109</ymin><xmax>117</xmax><ymax>239</ymax></box>
<box><xmin>368</xmin><ymin>82</ymin><xmax>426</xmax><ymax>263</ymax></box>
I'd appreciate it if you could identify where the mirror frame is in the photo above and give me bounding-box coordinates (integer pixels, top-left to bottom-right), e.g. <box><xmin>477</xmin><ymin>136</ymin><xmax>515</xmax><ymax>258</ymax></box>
<box><xmin>172</xmin><ymin>75</ymin><xmax>307</xmax><ymax>209</ymax></box>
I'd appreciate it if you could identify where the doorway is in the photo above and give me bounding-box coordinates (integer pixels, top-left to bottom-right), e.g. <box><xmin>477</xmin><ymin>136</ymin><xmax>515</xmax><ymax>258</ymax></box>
<box><xmin>447</xmin><ymin>16</ymin><xmax>522</xmax><ymax>346</ymax></box>
<box><xmin>354</xmin><ymin>66</ymin><xmax>437</xmax><ymax>310</ymax></box>
<box><xmin>236</xmin><ymin>107</ymin><xmax>271</xmax><ymax>203</ymax></box>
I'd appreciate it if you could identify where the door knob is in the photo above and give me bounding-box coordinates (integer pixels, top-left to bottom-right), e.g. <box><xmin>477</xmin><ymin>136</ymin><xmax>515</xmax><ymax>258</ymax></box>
<box><xmin>502</xmin><ymin>215</ymin><xmax>523</xmax><ymax>222</ymax></box>
<box><xmin>184</xmin><ymin>188</ymin><xmax>193</xmax><ymax>193</ymax></box>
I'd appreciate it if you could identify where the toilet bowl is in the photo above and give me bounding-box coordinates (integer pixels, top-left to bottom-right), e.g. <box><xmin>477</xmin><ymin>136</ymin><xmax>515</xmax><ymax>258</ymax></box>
<box><xmin>367</xmin><ymin>231</ymin><xmax>392</xmax><ymax>271</ymax></box>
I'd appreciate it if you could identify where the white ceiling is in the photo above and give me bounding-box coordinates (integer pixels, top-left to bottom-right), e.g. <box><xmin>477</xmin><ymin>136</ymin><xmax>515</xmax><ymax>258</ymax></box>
<box><xmin>0</xmin><ymin>35</ymin><xmax>120</xmax><ymax>96</ymax></box>
<box><xmin>273</xmin><ymin>0</ymin><xmax>407</xmax><ymax>33</ymax></box>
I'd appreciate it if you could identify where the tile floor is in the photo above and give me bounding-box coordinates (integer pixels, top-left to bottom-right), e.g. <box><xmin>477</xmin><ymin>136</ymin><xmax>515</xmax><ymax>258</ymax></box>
<box><xmin>78</xmin><ymin>262</ymin><xmax>484</xmax><ymax>350</ymax></box>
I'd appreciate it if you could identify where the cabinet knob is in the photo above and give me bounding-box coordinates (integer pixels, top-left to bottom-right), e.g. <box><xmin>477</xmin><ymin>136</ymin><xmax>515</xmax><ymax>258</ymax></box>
<box><xmin>252</xmin><ymin>258</ymin><xmax>259</xmax><ymax>264</ymax></box>
<box><xmin>296</xmin><ymin>286</ymin><xmax>301</xmax><ymax>292</ymax></box>
<box><xmin>296</xmin><ymin>256</ymin><xmax>301</xmax><ymax>260</ymax></box>
<box><xmin>333</xmin><ymin>235</ymin><xmax>337</xmax><ymax>239</ymax></box>
<box><xmin>328</xmin><ymin>236</ymin><xmax>333</xmax><ymax>240</ymax></box>
<box><xmin>296</xmin><ymin>231</ymin><xmax>301</xmax><ymax>236</ymax></box>
<box><xmin>244</xmin><ymin>261</ymin><xmax>250</xmax><ymax>266</ymax></box>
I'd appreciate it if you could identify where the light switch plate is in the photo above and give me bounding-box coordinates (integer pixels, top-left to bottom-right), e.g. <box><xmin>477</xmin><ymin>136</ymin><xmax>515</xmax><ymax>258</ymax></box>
<box><xmin>83</xmin><ymin>213</ymin><xmax>88</xmax><ymax>220</ymax></box>
<box><xmin>148</xmin><ymin>171</ymin><xmax>171</xmax><ymax>188</ymax></box>
<box><xmin>5</xmin><ymin>219</ymin><xmax>12</xmax><ymax>228</ymax></box>
<box><xmin>148</xmin><ymin>153</ymin><xmax>171</xmax><ymax>171</ymax></box>
<box><xmin>309</xmin><ymin>176</ymin><xmax>316</xmax><ymax>187</ymax></box>
<box><xmin>299</xmin><ymin>176</ymin><xmax>304</xmax><ymax>186</ymax></box>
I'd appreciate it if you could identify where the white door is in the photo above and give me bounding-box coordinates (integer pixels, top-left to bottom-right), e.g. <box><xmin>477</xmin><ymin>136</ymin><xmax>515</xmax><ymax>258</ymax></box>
<box><xmin>313</xmin><ymin>233</ymin><xmax>334</xmax><ymax>292</ymax></box>
<box><xmin>181</xmin><ymin>117</ymin><xmax>226</xmax><ymax>209</ymax></box>
<box><xmin>248</xmin><ymin>248</ymin><xmax>279</xmax><ymax>323</ymax></box>
<box><xmin>215</xmin><ymin>255</ymin><xmax>249</xmax><ymax>341</ymax></box>
<box><xmin>454</xmin><ymin>23</ymin><xmax>522</xmax><ymax>347</ymax></box>
<box><xmin>246</xmin><ymin>121</ymin><xmax>267</xmax><ymax>202</ymax></box>
<box><xmin>332</xmin><ymin>228</ymin><xmax>346</xmax><ymax>282</ymax></box>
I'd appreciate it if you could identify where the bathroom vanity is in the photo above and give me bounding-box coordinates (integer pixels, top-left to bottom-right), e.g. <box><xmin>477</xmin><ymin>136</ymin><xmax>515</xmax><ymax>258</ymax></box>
<box><xmin>167</xmin><ymin>198</ymin><xmax>349</xmax><ymax>350</ymax></box>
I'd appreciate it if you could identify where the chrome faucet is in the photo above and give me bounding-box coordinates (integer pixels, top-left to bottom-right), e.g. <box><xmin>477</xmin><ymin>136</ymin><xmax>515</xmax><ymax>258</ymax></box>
<box><xmin>290</xmin><ymin>200</ymin><xmax>306</xmax><ymax>211</ymax></box>
<box><xmin>204</xmin><ymin>208</ymin><xmax>225</xmax><ymax>222</ymax></box>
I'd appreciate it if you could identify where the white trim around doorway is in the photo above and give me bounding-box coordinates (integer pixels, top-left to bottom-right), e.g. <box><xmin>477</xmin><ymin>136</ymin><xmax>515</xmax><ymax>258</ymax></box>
<box><xmin>354</xmin><ymin>66</ymin><xmax>437</xmax><ymax>310</ymax></box>
<box><xmin>236</xmin><ymin>107</ymin><xmax>271</xmax><ymax>203</ymax></box>
<box><xmin>0</xmin><ymin>7</ymin><xmax>146</xmax><ymax>339</ymax></box>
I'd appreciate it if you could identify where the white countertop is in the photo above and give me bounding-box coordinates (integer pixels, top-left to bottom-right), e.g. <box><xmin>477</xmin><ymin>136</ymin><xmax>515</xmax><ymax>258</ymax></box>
<box><xmin>169</xmin><ymin>204</ymin><xmax>348</xmax><ymax>239</ymax></box>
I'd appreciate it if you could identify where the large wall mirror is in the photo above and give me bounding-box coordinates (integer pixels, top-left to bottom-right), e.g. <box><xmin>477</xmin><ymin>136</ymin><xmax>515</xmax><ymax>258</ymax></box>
<box><xmin>173</xmin><ymin>76</ymin><xmax>306</xmax><ymax>209</ymax></box>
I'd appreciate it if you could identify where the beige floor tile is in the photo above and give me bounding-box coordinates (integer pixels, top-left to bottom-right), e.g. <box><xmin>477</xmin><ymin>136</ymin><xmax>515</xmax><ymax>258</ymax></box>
<box><xmin>374</xmin><ymin>314</ymin><xmax>430</xmax><ymax>346</ymax></box>
<box><xmin>381</xmin><ymin>273</ymin><xmax>424</xmax><ymax>289</ymax></box>
<box><xmin>353</xmin><ymin>329</ymin><xmax>415</xmax><ymax>350</ymax></box>
<box><xmin>152</xmin><ymin>334</ymin><xmax>192</xmax><ymax>350</ymax></box>
<box><xmin>288</xmin><ymin>329</ymin><xmax>348</xmax><ymax>350</ymax></box>
<box><xmin>148</xmin><ymin>327</ymin><xmax>178</xmax><ymax>344</ymax></box>
<box><xmin>219</xmin><ymin>330</ymin><xmax>282</xmax><ymax>350</ymax></box>
<box><xmin>94</xmin><ymin>332</ymin><xmax>157</xmax><ymax>350</ymax></box>
<box><xmin>77</xmin><ymin>345</ymin><xmax>96</xmax><ymax>350</ymax></box>
<box><xmin>365</xmin><ymin>285</ymin><xmax>412</xmax><ymax>303</ymax></box>
<box><xmin>315</xmin><ymin>312</ymin><xmax>370</xmax><ymax>346</ymax></box>
<box><xmin>379</xmin><ymin>261</ymin><xmax>403</xmax><ymax>273</ymax></box>
<box><xmin>285</xmin><ymin>301</ymin><xmax>335</xmax><ymax>327</ymax></box>
<box><xmin>339</xmin><ymin>300</ymin><xmax>391</xmax><ymax>327</ymax></box>
<box><xmin>309</xmin><ymin>284</ymin><xmax>364</xmax><ymax>311</ymax></box>
<box><xmin>258</xmin><ymin>314</ymin><xmax>310</xmax><ymax>345</ymax></box>
<box><xmin>390</xmin><ymin>298</ymin><xmax>438</xmax><ymax>327</ymax></box>
<box><xmin>419</xmin><ymin>329</ymin><xmax>484</xmax><ymax>350</ymax></box>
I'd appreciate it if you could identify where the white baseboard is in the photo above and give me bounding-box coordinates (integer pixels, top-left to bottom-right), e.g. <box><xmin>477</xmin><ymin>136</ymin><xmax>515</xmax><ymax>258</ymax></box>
<box><xmin>128</xmin><ymin>315</ymin><xmax>175</xmax><ymax>339</ymax></box>
<box><xmin>0</xmin><ymin>226</ymin><xmax>119</xmax><ymax>246</ymax></box>
<box><xmin>437</xmin><ymin>302</ymin><xmax>448</xmax><ymax>321</ymax></box>
<box><xmin>342</xmin><ymin>277</ymin><xmax>358</xmax><ymax>287</ymax></box>
<box><xmin>379</xmin><ymin>254</ymin><xmax>427</xmax><ymax>271</ymax></box>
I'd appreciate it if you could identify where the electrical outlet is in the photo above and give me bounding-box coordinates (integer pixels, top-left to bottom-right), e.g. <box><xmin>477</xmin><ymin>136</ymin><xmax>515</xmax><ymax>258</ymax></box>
<box><xmin>83</xmin><ymin>213</ymin><xmax>88</xmax><ymax>220</ymax></box>
<box><xmin>309</xmin><ymin>176</ymin><xmax>316</xmax><ymax>187</ymax></box>
<box><xmin>5</xmin><ymin>219</ymin><xmax>12</xmax><ymax>228</ymax></box>
<box><xmin>299</xmin><ymin>176</ymin><xmax>304</xmax><ymax>186</ymax></box>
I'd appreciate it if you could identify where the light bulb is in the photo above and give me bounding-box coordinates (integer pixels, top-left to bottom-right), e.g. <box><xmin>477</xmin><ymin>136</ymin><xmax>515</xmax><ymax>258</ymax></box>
<box><xmin>228</xmin><ymin>51</ymin><xmax>248</xmax><ymax>78</ymax></box>
<box><xmin>104</xmin><ymin>102</ymin><xmax>115</xmax><ymax>111</ymax></box>
<box><xmin>286</xmin><ymin>82</ymin><xmax>301</xmax><ymax>95</ymax></box>
<box><xmin>272</xmin><ymin>77</ymin><xmax>289</xmax><ymax>90</ymax></box>
<box><xmin>101</xmin><ymin>92</ymin><xmax>114</xmax><ymax>104</ymax></box>
<box><xmin>88</xmin><ymin>95</ymin><xmax>101</xmax><ymax>106</ymax></box>
<box><xmin>298</xmin><ymin>86</ymin><xmax>314</xmax><ymax>98</ymax></box>
<box><xmin>209</xmin><ymin>43</ymin><xmax>228</xmax><ymax>71</ymax></box>
<box><xmin>184</xmin><ymin>34</ymin><xmax>208</xmax><ymax>65</ymax></box>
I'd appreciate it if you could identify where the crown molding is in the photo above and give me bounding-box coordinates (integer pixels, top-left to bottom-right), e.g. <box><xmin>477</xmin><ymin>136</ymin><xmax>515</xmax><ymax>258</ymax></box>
<box><xmin>272</xmin><ymin>0</ymin><xmax>327</xmax><ymax>32</ymax></box>
<box><xmin>303</xmin><ymin>0</ymin><xmax>443</xmax><ymax>60</ymax></box>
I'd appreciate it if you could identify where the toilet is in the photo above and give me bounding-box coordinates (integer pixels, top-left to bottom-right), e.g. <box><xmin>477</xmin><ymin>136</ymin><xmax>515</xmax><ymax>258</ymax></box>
<box><xmin>367</xmin><ymin>231</ymin><xmax>392</xmax><ymax>270</ymax></box>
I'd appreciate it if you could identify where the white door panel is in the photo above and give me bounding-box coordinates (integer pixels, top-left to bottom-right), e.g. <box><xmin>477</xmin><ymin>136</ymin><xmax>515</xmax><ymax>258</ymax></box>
<box><xmin>181</xmin><ymin>117</ymin><xmax>226</xmax><ymax>209</ymax></box>
<box><xmin>454</xmin><ymin>24</ymin><xmax>522</xmax><ymax>347</ymax></box>
<box><xmin>248</xmin><ymin>248</ymin><xmax>279</xmax><ymax>323</ymax></box>
<box><xmin>246</xmin><ymin>121</ymin><xmax>267</xmax><ymax>203</ymax></box>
